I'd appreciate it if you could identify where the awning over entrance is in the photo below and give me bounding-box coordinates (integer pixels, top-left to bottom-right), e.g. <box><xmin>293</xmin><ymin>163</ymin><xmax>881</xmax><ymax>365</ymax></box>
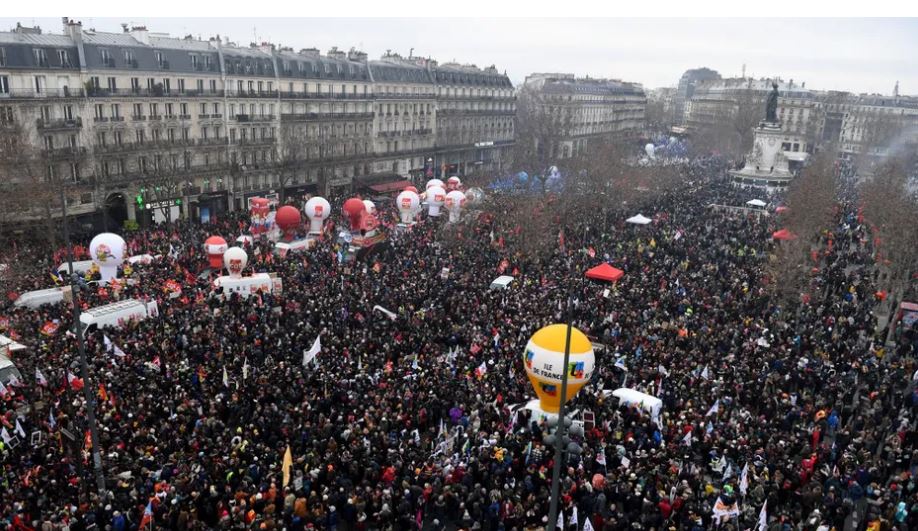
<box><xmin>368</xmin><ymin>180</ymin><xmax>413</xmax><ymax>193</ymax></box>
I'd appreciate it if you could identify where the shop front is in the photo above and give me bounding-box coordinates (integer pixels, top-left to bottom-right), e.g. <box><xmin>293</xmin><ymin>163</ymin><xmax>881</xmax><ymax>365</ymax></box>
<box><xmin>192</xmin><ymin>191</ymin><xmax>229</xmax><ymax>223</ymax></box>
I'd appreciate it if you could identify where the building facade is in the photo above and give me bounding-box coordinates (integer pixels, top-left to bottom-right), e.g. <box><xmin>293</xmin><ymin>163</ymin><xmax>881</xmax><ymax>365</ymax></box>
<box><xmin>521</xmin><ymin>73</ymin><xmax>646</xmax><ymax>159</ymax></box>
<box><xmin>673</xmin><ymin>67</ymin><xmax>720</xmax><ymax>126</ymax></box>
<box><xmin>0</xmin><ymin>19</ymin><xmax>515</xmax><ymax>228</ymax></box>
<box><xmin>684</xmin><ymin>77</ymin><xmax>820</xmax><ymax>154</ymax></box>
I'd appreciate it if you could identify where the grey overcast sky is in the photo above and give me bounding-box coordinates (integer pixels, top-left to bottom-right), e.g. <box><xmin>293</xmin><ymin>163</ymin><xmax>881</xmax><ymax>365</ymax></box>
<box><xmin>3</xmin><ymin>17</ymin><xmax>917</xmax><ymax>95</ymax></box>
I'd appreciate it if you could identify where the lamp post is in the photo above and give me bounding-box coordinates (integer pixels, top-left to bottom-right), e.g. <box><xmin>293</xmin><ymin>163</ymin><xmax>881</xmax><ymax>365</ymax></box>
<box><xmin>59</xmin><ymin>186</ymin><xmax>107</xmax><ymax>497</ymax></box>
<box><xmin>546</xmin><ymin>315</ymin><xmax>574</xmax><ymax>531</ymax></box>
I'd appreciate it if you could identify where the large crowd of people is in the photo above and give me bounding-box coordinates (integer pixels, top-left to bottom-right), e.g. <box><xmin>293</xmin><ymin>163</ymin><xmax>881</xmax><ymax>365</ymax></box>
<box><xmin>0</xmin><ymin>157</ymin><xmax>916</xmax><ymax>531</ymax></box>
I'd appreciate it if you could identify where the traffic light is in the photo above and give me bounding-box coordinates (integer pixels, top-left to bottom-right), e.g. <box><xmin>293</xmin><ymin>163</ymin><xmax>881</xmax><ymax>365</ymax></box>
<box><xmin>135</xmin><ymin>194</ymin><xmax>144</xmax><ymax>209</ymax></box>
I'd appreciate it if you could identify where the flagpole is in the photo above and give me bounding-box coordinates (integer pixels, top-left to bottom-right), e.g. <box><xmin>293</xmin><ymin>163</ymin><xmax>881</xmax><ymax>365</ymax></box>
<box><xmin>60</xmin><ymin>186</ymin><xmax>107</xmax><ymax>497</ymax></box>
<box><xmin>546</xmin><ymin>311</ymin><xmax>574</xmax><ymax>531</ymax></box>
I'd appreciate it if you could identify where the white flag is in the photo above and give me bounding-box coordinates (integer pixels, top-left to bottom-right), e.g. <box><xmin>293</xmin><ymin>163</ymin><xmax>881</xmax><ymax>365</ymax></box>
<box><xmin>658</xmin><ymin>364</ymin><xmax>670</xmax><ymax>377</ymax></box>
<box><xmin>35</xmin><ymin>368</ymin><xmax>47</xmax><ymax>386</ymax></box>
<box><xmin>242</xmin><ymin>358</ymin><xmax>250</xmax><ymax>381</ymax></box>
<box><xmin>614</xmin><ymin>356</ymin><xmax>628</xmax><ymax>371</ymax></box>
<box><xmin>722</xmin><ymin>462</ymin><xmax>733</xmax><ymax>481</ymax></box>
<box><xmin>739</xmin><ymin>463</ymin><xmax>749</xmax><ymax>496</ymax></box>
<box><xmin>596</xmin><ymin>447</ymin><xmax>607</xmax><ymax>466</ymax></box>
<box><xmin>569</xmin><ymin>506</ymin><xmax>578</xmax><ymax>528</ymax></box>
<box><xmin>112</xmin><ymin>344</ymin><xmax>126</xmax><ymax>357</ymax></box>
<box><xmin>757</xmin><ymin>500</ymin><xmax>768</xmax><ymax>531</ymax></box>
<box><xmin>372</xmin><ymin>305</ymin><xmax>397</xmax><ymax>321</ymax></box>
<box><xmin>0</xmin><ymin>380</ymin><xmax>8</xmax><ymax>396</ymax></box>
<box><xmin>556</xmin><ymin>510</ymin><xmax>564</xmax><ymax>530</ymax></box>
<box><xmin>706</xmin><ymin>399</ymin><xmax>720</xmax><ymax>417</ymax></box>
<box><xmin>49</xmin><ymin>408</ymin><xmax>57</xmax><ymax>429</ymax></box>
<box><xmin>0</xmin><ymin>426</ymin><xmax>11</xmax><ymax>444</ymax></box>
<box><xmin>7</xmin><ymin>373</ymin><xmax>21</xmax><ymax>387</ymax></box>
<box><xmin>302</xmin><ymin>335</ymin><xmax>322</xmax><ymax>366</ymax></box>
<box><xmin>103</xmin><ymin>335</ymin><xmax>113</xmax><ymax>353</ymax></box>
<box><xmin>222</xmin><ymin>366</ymin><xmax>229</xmax><ymax>388</ymax></box>
<box><xmin>700</xmin><ymin>366</ymin><xmax>710</xmax><ymax>380</ymax></box>
<box><xmin>583</xmin><ymin>515</ymin><xmax>595</xmax><ymax>531</ymax></box>
<box><xmin>682</xmin><ymin>430</ymin><xmax>693</xmax><ymax>446</ymax></box>
<box><xmin>14</xmin><ymin>419</ymin><xmax>25</xmax><ymax>438</ymax></box>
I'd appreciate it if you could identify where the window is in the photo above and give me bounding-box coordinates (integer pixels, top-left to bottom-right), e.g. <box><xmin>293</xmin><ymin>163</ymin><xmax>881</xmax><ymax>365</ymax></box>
<box><xmin>124</xmin><ymin>50</ymin><xmax>135</xmax><ymax>65</ymax></box>
<box><xmin>149</xmin><ymin>103</ymin><xmax>159</xmax><ymax>117</ymax></box>
<box><xmin>131</xmin><ymin>77</ymin><xmax>140</xmax><ymax>92</ymax></box>
<box><xmin>33</xmin><ymin>48</ymin><xmax>48</xmax><ymax>67</ymax></box>
<box><xmin>163</xmin><ymin>79</ymin><xmax>171</xmax><ymax>94</ymax></box>
<box><xmin>248</xmin><ymin>80</ymin><xmax>255</xmax><ymax>93</ymax></box>
<box><xmin>168</xmin><ymin>128</ymin><xmax>176</xmax><ymax>142</ymax></box>
<box><xmin>44</xmin><ymin>136</ymin><xmax>54</xmax><ymax>150</ymax></box>
<box><xmin>111</xmin><ymin>105</ymin><xmax>121</xmax><ymax>119</ymax></box>
<box><xmin>182</xmin><ymin>127</ymin><xmax>190</xmax><ymax>141</ymax></box>
<box><xmin>180</xmin><ymin>103</ymin><xmax>188</xmax><ymax>116</ymax></box>
<box><xmin>58</xmin><ymin>50</ymin><xmax>70</xmax><ymax>67</ymax></box>
<box><xmin>165</xmin><ymin>103</ymin><xmax>174</xmax><ymax>116</ymax></box>
<box><xmin>196</xmin><ymin>79</ymin><xmax>204</xmax><ymax>92</ymax></box>
<box><xmin>100</xmin><ymin>49</ymin><xmax>113</xmax><ymax>66</ymax></box>
<box><xmin>34</xmin><ymin>76</ymin><xmax>46</xmax><ymax>93</ymax></box>
<box><xmin>257</xmin><ymin>81</ymin><xmax>263</xmax><ymax>93</ymax></box>
<box><xmin>114</xmin><ymin>131</ymin><xmax>123</xmax><ymax>146</ymax></box>
<box><xmin>0</xmin><ymin>48</ymin><xmax>5</xmax><ymax>67</ymax></box>
<box><xmin>94</xmin><ymin>104</ymin><xmax>105</xmax><ymax>120</ymax></box>
<box><xmin>237</xmin><ymin>80</ymin><xmax>244</xmax><ymax>93</ymax></box>
<box><xmin>205</xmin><ymin>56</ymin><xmax>213</xmax><ymax>69</ymax></box>
<box><xmin>212</xmin><ymin>103</ymin><xmax>219</xmax><ymax>114</ymax></box>
<box><xmin>177</xmin><ymin>79</ymin><xmax>185</xmax><ymax>93</ymax></box>
<box><xmin>70</xmin><ymin>163</ymin><xmax>80</xmax><ymax>182</ymax></box>
<box><xmin>155</xmin><ymin>51</ymin><xmax>164</xmax><ymax>66</ymax></box>
<box><xmin>107</xmin><ymin>77</ymin><xmax>117</xmax><ymax>91</ymax></box>
<box><xmin>210</xmin><ymin>80</ymin><xmax>217</xmax><ymax>93</ymax></box>
<box><xmin>191</xmin><ymin>55</ymin><xmax>199</xmax><ymax>69</ymax></box>
<box><xmin>0</xmin><ymin>76</ymin><xmax>9</xmax><ymax>94</ymax></box>
<box><xmin>147</xmin><ymin>78</ymin><xmax>156</xmax><ymax>90</ymax></box>
<box><xmin>136</xmin><ymin>129</ymin><xmax>145</xmax><ymax>143</ymax></box>
<box><xmin>133</xmin><ymin>103</ymin><xmax>143</xmax><ymax>118</ymax></box>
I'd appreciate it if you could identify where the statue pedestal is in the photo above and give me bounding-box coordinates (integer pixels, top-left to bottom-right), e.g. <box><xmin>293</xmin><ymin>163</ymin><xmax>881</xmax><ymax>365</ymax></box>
<box><xmin>730</xmin><ymin>121</ymin><xmax>797</xmax><ymax>189</ymax></box>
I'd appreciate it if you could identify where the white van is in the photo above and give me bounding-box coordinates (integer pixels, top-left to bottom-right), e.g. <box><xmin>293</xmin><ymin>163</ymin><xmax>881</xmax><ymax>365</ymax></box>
<box><xmin>79</xmin><ymin>299</ymin><xmax>159</xmax><ymax>334</ymax></box>
<box><xmin>0</xmin><ymin>352</ymin><xmax>22</xmax><ymax>385</ymax></box>
<box><xmin>14</xmin><ymin>286</ymin><xmax>72</xmax><ymax>309</ymax></box>
<box><xmin>57</xmin><ymin>260</ymin><xmax>95</xmax><ymax>275</ymax></box>
<box><xmin>490</xmin><ymin>275</ymin><xmax>515</xmax><ymax>290</ymax></box>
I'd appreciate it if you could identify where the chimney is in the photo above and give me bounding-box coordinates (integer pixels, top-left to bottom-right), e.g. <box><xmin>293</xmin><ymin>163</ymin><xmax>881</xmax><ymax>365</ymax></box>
<box><xmin>130</xmin><ymin>25</ymin><xmax>150</xmax><ymax>46</ymax></box>
<box><xmin>347</xmin><ymin>48</ymin><xmax>368</xmax><ymax>62</ymax></box>
<box><xmin>62</xmin><ymin>18</ymin><xmax>81</xmax><ymax>41</ymax></box>
<box><xmin>326</xmin><ymin>46</ymin><xmax>346</xmax><ymax>60</ymax></box>
<box><xmin>299</xmin><ymin>48</ymin><xmax>320</xmax><ymax>57</ymax></box>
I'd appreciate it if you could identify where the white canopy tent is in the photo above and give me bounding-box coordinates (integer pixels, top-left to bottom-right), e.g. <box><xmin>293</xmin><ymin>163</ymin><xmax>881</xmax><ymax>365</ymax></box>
<box><xmin>625</xmin><ymin>214</ymin><xmax>652</xmax><ymax>225</ymax></box>
<box><xmin>746</xmin><ymin>199</ymin><xmax>767</xmax><ymax>208</ymax></box>
<box><xmin>606</xmin><ymin>388</ymin><xmax>663</xmax><ymax>419</ymax></box>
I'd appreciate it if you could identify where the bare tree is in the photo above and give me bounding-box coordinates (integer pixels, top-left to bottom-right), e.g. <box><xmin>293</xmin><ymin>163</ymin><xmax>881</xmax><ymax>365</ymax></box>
<box><xmin>860</xmin><ymin>156</ymin><xmax>918</xmax><ymax>342</ymax></box>
<box><xmin>511</xmin><ymin>86</ymin><xmax>574</xmax><ymax>184</ymax></box>
<box><xmin>276</xmin><ymin>123</ymin><xmax>308</xmax><ymax>204</ymax></box>
<box><xmin>0</xmin><ymin>119</ymin><xmax>66</xmax><ymax>245</ymax></box>
<box><xmin>765</xmin><ymin>150</ymin><xmax>839</xmax><ymax>306</ymax></box>
<box><xmin>134</xmin><ymin>147</ymin><xmax>187</xmax><ymax>224</ymax></box>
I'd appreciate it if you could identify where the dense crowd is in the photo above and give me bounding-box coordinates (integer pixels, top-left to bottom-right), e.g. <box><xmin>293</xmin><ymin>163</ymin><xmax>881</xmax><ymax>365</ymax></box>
<box><xmin>0</xmin><ymin>157</ymin><xmax>916</xmax><ymax>531</ymax></box>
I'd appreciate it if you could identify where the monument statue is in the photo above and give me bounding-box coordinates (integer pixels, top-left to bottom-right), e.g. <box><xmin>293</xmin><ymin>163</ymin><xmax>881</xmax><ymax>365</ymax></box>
<box><xmin>765</xmin><ymin>82</ymin><xmax>779</xmax><ymax>123</ymax></box>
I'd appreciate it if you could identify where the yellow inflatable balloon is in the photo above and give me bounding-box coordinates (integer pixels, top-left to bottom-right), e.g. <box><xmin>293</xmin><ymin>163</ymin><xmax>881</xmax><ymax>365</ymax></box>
<box><xmin>523</xmin><ymin>324</ymin><xmax>595</xmax><ymax>413</ymax></box>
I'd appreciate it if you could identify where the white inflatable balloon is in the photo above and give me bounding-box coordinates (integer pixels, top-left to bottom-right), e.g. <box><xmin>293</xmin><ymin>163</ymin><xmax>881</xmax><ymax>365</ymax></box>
<box><xmin>304</xmin><ymin>196</ymin><xmax>331</xmax><ymax>234</ymax></box>
<box><xmin>362</xmin><ymin>200</ymin><xmax>376</xmax><ymax>216</ymax></box>
<box><xmin>223</xmin><ymin>247</ymin><xmax>248</xmax><ymax>279</ymax></box>
<box><xmin>426</xmin><ymin>178</ymin><xmax>444</xmax><ymax>191</ymax></box>
<box><xmin>396</xmin><ymin>191</ymin><xmax>420</xmax><ymax>225</ymax></box>
<box><xmin>645</xmin><ymin>143</ymin><xmax>656</xmax><ymax>159</ymax></box>
<box><xmin>89</xmin><ymin>233</ymin><xmax>126</xmax><ymax>282</ymax></box>
<box><xmin>445</xmin><ymin>190</ymin><xmax>467</xmax><ymax>223</ymax></box>
<box><xmin>427</xmin><ymin>185</ymin><xmax>446</xmax><ymax>217</ymax></box>
<box><xmin>447</xmin><ymin>176</ymin><xmax>462</xmax><ymax>191</ymax></box>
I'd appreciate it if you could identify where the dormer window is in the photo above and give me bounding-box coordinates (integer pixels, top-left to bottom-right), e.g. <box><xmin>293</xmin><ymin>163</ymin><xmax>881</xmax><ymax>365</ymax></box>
<box><xmin>33</xmin><ymin>48</ymin><xmax>49</xmax><ymax>67</ymax></box>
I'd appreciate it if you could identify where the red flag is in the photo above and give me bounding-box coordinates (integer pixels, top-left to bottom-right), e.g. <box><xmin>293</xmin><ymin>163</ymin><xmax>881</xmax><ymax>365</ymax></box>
<box><xmin>67</xmin><ymin>371</ymin><xmax>84</xmax><ymax>391</ymax></box>
<box><xmin>98</xmin><ymin>383</ymin><xmax>108</xmax><ymax>402</ymax></box>
<box><xmin>498</xmin><ymin>259</ymin><xmax>509</xmax><ymax>274</ymax></box>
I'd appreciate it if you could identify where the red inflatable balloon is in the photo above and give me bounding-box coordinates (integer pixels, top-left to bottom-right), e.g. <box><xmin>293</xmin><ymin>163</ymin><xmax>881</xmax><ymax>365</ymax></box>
<box><xmin>204</xmin><ymin>235</ymin><xmax>228</xmax><ymax>269</ymax></box>
<box><xmin>342</xmin><ymin>198</ymin><xmax>367</xmax><ymax>231</ymax></box>
<box><xmin>275</xmin><ymin>206</ymin><xmax>302</xmax><ymax>241</ymax></box>
<box><xmin>404</xmin><ymin>186</ymin><xmax>418</xmax><ymax>194</ymax></box>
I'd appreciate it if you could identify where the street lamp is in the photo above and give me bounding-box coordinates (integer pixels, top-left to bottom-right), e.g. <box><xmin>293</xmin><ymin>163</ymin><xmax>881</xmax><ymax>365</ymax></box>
<box><xmin>59</xmin><ymin>187</ymin><xmax>107</xmax><ymax>497</ymax></box>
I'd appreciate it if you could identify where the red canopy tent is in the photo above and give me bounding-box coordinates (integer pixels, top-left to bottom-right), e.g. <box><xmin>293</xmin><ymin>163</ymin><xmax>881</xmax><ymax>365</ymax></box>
<box><xmin>772</xmin><ymin>229</ymin><xmax>797</xmax><ymax>241</ymax></box>
<box><xmin>585</xmin><ymin>263</ymin><xmax>624</xmax><ymax>282</ymax></box>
